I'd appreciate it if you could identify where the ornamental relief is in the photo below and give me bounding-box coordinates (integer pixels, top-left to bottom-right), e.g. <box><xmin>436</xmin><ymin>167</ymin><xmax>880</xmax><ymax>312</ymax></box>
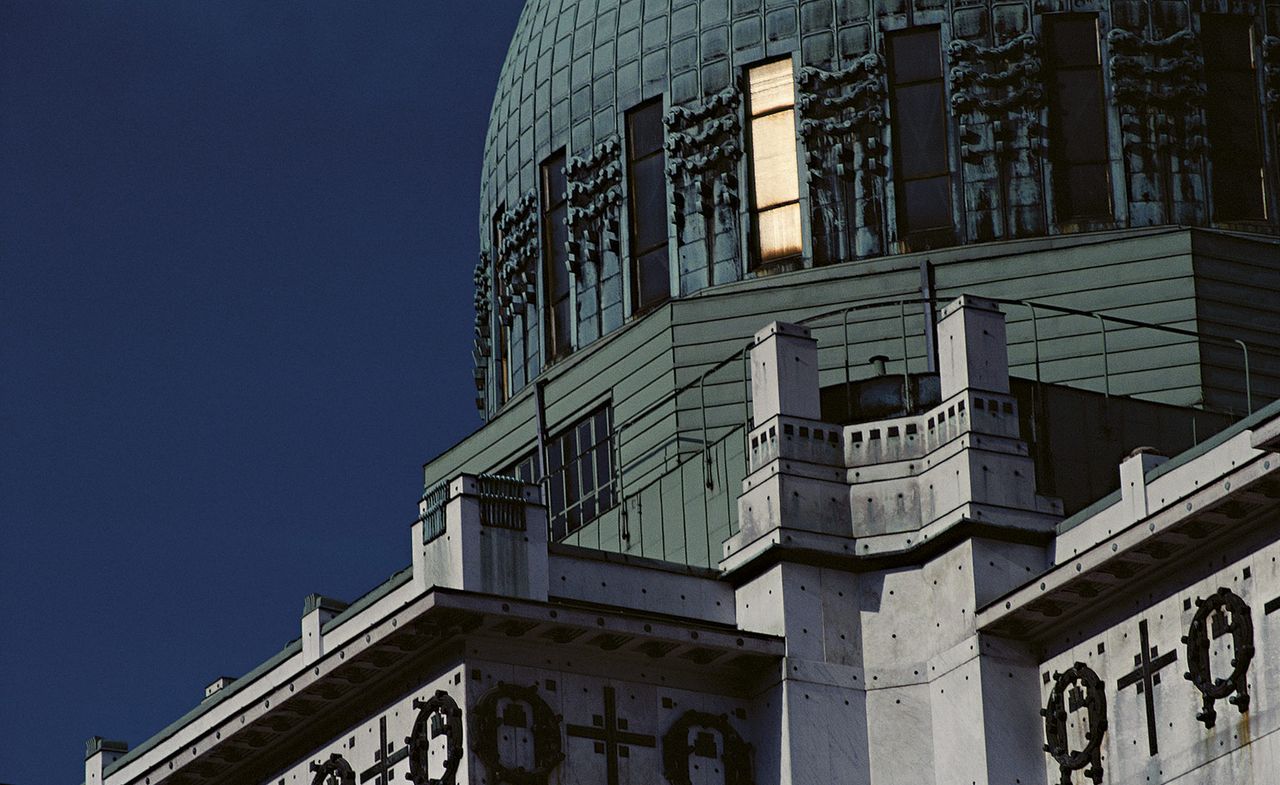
<box><xmin>1039</xmin><ymin>586</ymin><xmax>1260</xmax><ymax>784</ymax></box>
<box><xmin>796</xmin><ymin>55</ymin><xmax>889</xmax><ymax>263</ymax></box>
<box><xmin>274</xmin><ymin>672</ymin><xmax>753</xmax><ymax>785</ymax></box>
<box><xmin>947</xmin><ymin>33</ymin><xmax>1046</xmax><ymax>240</ymax></box>
<box><xmin>664</xmin><ymin>87</ymin><xmax>744</xmax><ymax>285</ymax></box>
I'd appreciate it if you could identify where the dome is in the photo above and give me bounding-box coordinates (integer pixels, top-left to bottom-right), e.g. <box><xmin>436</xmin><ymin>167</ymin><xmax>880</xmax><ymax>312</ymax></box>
<box><xmin>472</xmin><ymin>0</ymin><xmax>1279</xmax><ymax>416</ymax></box>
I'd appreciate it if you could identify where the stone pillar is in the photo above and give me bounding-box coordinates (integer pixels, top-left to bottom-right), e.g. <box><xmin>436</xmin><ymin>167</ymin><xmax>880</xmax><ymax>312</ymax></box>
<box><xmin>936</xmin><ymin>296</ymin><xmax>1009</xmax><ymax>399</ymax></box>
<box><xmin>85</xmin><ymin>737</ymin><xmax>128</xmax><ymax>785</ymax></box>
<box><xmin>1120</xmin><ymin>447</ymin><xmax>1169</xmax><ymax>521</ymax></box>
<box><xmin>735</xmin><ymin>563</ymin><xmax>868</xmax><ymax>785</ymax></box>
<box><xmin>751</xmin><ymin>322</ymin><xmax>821</xmax><ymax>425</ymax></box>
<box><xmin>411</xmin><ymin>474</ymin><xmax>547</xmax><ymax>602</ymax></box>
<box><xmin>301</xmin><ymin>594</ymin><xmax>348</xmax><ymax>665</ymax></box>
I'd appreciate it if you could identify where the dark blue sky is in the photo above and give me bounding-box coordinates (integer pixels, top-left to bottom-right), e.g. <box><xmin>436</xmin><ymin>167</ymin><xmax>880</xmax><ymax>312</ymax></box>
<box><xmin>0</xmin><ymin>3</ymin><xmax>523</xmax><ymax>782</ymax></box>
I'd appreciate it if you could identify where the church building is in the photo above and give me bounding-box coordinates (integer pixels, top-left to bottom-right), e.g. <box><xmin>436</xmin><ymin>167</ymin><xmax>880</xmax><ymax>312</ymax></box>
<box><xmin>85</xmin><ymin>0</ymin><xmax>1280</xmax><ymax>783</ymax></box>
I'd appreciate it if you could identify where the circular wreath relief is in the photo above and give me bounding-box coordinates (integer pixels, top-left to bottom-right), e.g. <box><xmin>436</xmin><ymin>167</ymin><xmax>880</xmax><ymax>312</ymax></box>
<box><xmin>1182</xmin><ymin>586</ymin><xmax>1255</xmax><ymax>728</ymax></box>
<box><xmin>471</xmin><ymin>682</ymin><xmax>564</xmax><ymax>785</ymax></box>
<box><xmin>309</xmin><ymin>753</ymin><xmax>356</xmax><ymax>785</ymax></box>
<box><xmin>406</xmin><ymin>689</ymin><xmax>464</xmax><ymax>785</ymax></box>
<box><xmin>1041</xmin><ymin>662</ymin><xmax>1107</xmax><ymax>785</ymax></box>
<box><xmin>661</xmin><ymin>710</ymin><xmax>754</xmax><ymax>785</ymax></box>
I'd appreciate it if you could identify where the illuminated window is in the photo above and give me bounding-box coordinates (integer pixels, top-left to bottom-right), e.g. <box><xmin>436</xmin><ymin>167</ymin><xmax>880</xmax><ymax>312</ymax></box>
<box><xmin>747</xmin><ymin>59</ymin><xmax>803</xmax><ymax>265</ymax></box>
<box><xmin>1045</xmin><ymin>14</ymin><xmax>1112</xmax><ymax>221</ymax></box>
<box><xmin>887</xmin><ymin>28</ymin><xmax>953</xmax><ymax>241</ymax></box>
<box><xmin>541</xmin><ymin>151</ymin><xmax>572</xmax><ymax>361</ymax></box>
<box><xmin>626</xmin><ymin>99</ymin><xmax>671</xmax><ymax>313</ymax></box>
<box><xmin>1202</xmin><ymin>15</ymin><xmax>1267</xmax><ymax>222</ymax></box>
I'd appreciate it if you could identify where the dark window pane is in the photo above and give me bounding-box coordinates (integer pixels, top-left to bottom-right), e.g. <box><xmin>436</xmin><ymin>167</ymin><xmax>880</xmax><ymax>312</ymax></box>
<box><xmin>628</xmin><ymin>100</ymin><xmax>666</xmax><ymax>158</ymax></box>
<box><xmin>1046</xmin><ymin>16</ymin><xmax>1099</xmax><ymax>67</ymax></box>
<box><xmin>546</xmin><ymin>207</ymin><xmax>569</xmax><ymax>292</ymax></box>
<box><xmin>627</xmin><ymin>99</ymin><xmax>672</xmax><ymax>308</ymax></box>
<box><xmin>543</xmin><ymin>155</ymin><xmax>567</xmax><ymax>207</ymax></box>
<box><xmin>553</xmin><ymin>302</ymin><xmax>571</xmax><ymax>357</ymax></box>
<box><xmin>901</xmin><ymin>176</ymin><xmax>952</xmax><ymax>234</ymax></box>
<box><xmin>595</xmin><ymin>445</ymin><xmax>610</xmax><ymax>486</ymax></box>
<box><xmin>1053</xmin><ymin>71</ymin><xmax>1108</xmax><ymax>163</ymax></box>
<box><xmin>565</xmin><ymin>461</ymin><xmax>580</xmax><ymax>503</ymax></box>
<box><xmin>1059</xmin><ymin>164</ymin><xmax>1110</xmax><ymax>218</ymax></box>
<box><xmin>631</xmin><ymin>154</ymin><xmax>668</xmax><ymax>252</ymax></box>
<box><xmin>636</xmin><ymin>248</ymin><xmax>670</xmax><ymax>310</ymax></box>
<box><xmin>579</xmin><ymin>456</ymin><xmax>595</xmax><ymax>496</ymax></box>
<box><xmin>1205</xmin><ymin>74</ymin><xmax>1262</xmax><ymax>158</ymax></box>
<box><xmin>1202</xmin><ymin>16</ymin><xmax>1254</xmax><ymax>70</ymax></box>
<box><xmin>542</xmin><ymin>151</ymin><xmax>572</xmax><ymax>359</ymax></box>
<box><xmin>1212</xmin><ymin>165</ymin><xmax>1266</xmax><ymax>221</ymax></box>
<box><xmin>892</xmin><ymin>82</ymin><xmax>948</xmax><ymax>178</ymax></box>
<box><xmin>888</xmin><ymin>29</ymin><xmax>942</xmax><ymax>82</ymax></box>
<box><xmin>549</xmin><ymin>475</ymin><xmax>564</xmax><ymax>512</ymax></box>
<box><xmin>1045</xmin><ymin>14</ymin><xmax>1112</xmax><ymax>221</ymax></box>
<box><xmin>1200</xmin><ymin>15</ymin><xmax>1265</xmax><ymax>221</ymax></box>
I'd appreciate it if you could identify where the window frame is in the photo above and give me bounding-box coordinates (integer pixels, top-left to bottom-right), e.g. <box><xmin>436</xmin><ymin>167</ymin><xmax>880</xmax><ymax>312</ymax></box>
<box><xmin>1200</xmin><ymin>14</ymin><xmax>1268</xmax><ymax>223</ymax></box>
<box><xmin>744</xmin><ymin>56</ymin><xmax>806</xmax><ymax>270</ymax></box>
<box><xmin>625</xmin><ymin>97</ymin><xmax>673</xmax><ymax>316</ymax></box>
<box><xmin>540</xmin><ymin>150</ymin><xmax>573</xmax><ymax>363</ymax></box>
<box><xmin>1043</xmin><ymin>13</ymin><xmax>1114</xmax><ymax>224</ymax></box>
<box><xmin>885</xmin><ymin>26</ymin><xmax>956</xmax><ymax>247</ymax></box>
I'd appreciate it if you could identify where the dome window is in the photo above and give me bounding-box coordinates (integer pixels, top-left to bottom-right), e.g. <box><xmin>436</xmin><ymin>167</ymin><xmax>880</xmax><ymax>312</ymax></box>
<box><xmin>1044</xmin><ymin>14</ymin><xmax>1112</xmax><ymax>223</ymax></box>
<box><xmin>1202</xmin><ymin>15</ymin><xmax>1268</xmax><ymax>223</ymax></box>
<box><xmin>887</xmin><ymin>28</ymin><xmax>954</xmax><ymax>244</ymax></box>
<box><xmin>746</xmin><ymin>59</ymin><xmax>804</xmax><ymax>266</ymax></box>
<box><xmin>541</xmin><ymin>151</ymin><xmax>573</xmax><ymax>362</ymax></box>
<box><xmin>626</xmin><ymin>99</ymin><xmax>672</xmax><ymax>313</ymax></box>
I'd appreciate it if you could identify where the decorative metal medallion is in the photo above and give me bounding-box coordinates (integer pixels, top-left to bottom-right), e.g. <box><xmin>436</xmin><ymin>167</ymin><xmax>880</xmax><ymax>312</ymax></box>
<box><xmin>310</xmin><ymin>753</ymin><xmax>357</xmax><ymax>785</ymax></box>
<box><xmin>406</xmin><ymin>690</ymin><xmax>464</xmax><ymax>785</ymax></box>
<box><xmin>1042</xmin><ymin>662</ymin><xmax>1107</xmax><ymax>785</ymax></box>
<box><xmin>1182</xmin><ymin>587</ymin><xmax>1255</xmax><ymax>729</ymax></box>
<box><xmin>472</xmin><ymin>682</ymin><xmax>564</xmax><ymax>785</ymax></box>
<box><xmin>661</xmin><ymin>710</ymin><xmax>754</xmax><ymax>785</ymax></box>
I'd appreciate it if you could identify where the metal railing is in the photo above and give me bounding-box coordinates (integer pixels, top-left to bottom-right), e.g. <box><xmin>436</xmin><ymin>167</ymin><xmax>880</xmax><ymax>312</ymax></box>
<box><xmin>559</xmin><ymin>293</ymin><xmax>1279</xmax><ymax>565</ymax></box>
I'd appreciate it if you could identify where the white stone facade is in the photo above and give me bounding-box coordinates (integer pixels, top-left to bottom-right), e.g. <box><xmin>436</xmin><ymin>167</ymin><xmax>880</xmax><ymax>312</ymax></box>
<box><xmin>87</xmin><ymin>296</ymin><xmax>1280</xmax><ymax>785</ymax></box>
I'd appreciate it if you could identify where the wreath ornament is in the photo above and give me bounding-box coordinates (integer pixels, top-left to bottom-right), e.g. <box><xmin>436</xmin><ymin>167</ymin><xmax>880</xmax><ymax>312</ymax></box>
<box><xmin>1041</xmin><ymin>662</ymin><xmax>1107</xmax><ymax>785</ymax></box>
<box><xmin>661</xmin><ymin>710</ymin><xmax>754</xmax><ymax>785</ymax></box>
<box><xmin>406</xmin><ymin>689</ymin><xmax>464</xmax><ymax>785</ymax></box>
<box><xmin>471</xmin><ymin>682</ymin><xmax>564</xmax><ymax>785</ymax></box>
<box><xmin>1182</xmin><ymin>587</ymin><xmax>1255</xmax><ymax>729</ymax></box>
<box><xmin>309</xmin><ymin>753</ymin><xmax>356</xmax><ymax>785</ymax></box>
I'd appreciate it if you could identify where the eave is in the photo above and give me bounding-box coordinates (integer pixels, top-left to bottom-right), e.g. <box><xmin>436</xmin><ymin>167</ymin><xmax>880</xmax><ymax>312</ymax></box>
<box><xmin>103</xmin><ymin>587</ymin><xmax>781</xmax><ymax>785</ymax></box>
<box><xmin>977</xmin><ymin>400</ymin><xmax>1280</xmax><ymax>642</ymax></box>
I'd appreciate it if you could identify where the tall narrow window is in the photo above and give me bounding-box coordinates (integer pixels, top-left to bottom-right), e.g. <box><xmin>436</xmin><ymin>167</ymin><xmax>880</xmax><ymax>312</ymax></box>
<box><xmin>747</xmin><ymin>59</ymin><xmax>803</xmax><ymax>265</ymax></box>
<box><xmin>541</xmin><ymin>151</ymin><xmax>572</xmax><ymax>361</ymax></box>
<box><xmin>492</xmin><ymin>210</ymin><xmax>512</xmax><ymax>404</ymax></box>
<box><xmin>627</xmin><ymin>99</ymin><xmax>671</xmax><ymax>313</ymax></box>
<box><xmin>1202</xmin><ymin>15</ymin><xmax>1267</xmax><ymax>222</ymax></box>
<box><xmin>1045</xmin><ymin>14</ymin><xmax>1112</xmax><ymax>221</ymax></box>
<box><xmin>887</xmin><ymin>28</ymin><xmax>953</xmax><ymax>241</ymax></box>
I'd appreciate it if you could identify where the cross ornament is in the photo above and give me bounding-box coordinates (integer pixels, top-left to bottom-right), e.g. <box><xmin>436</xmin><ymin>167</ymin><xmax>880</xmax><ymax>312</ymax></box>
<box><xmin>566</xmin><ymin>685</ymin><xmax>656</xmax><ymax>785</ymax></box>
<box><xmin>360</xmin><ymin>716</ymin><xmax>409</xmax><ymax>784</ymax></box>
<box><xmin>1116</xmin><ymin>618</ymin><xmax>1177</xmax><ymax>756</ymax></box>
